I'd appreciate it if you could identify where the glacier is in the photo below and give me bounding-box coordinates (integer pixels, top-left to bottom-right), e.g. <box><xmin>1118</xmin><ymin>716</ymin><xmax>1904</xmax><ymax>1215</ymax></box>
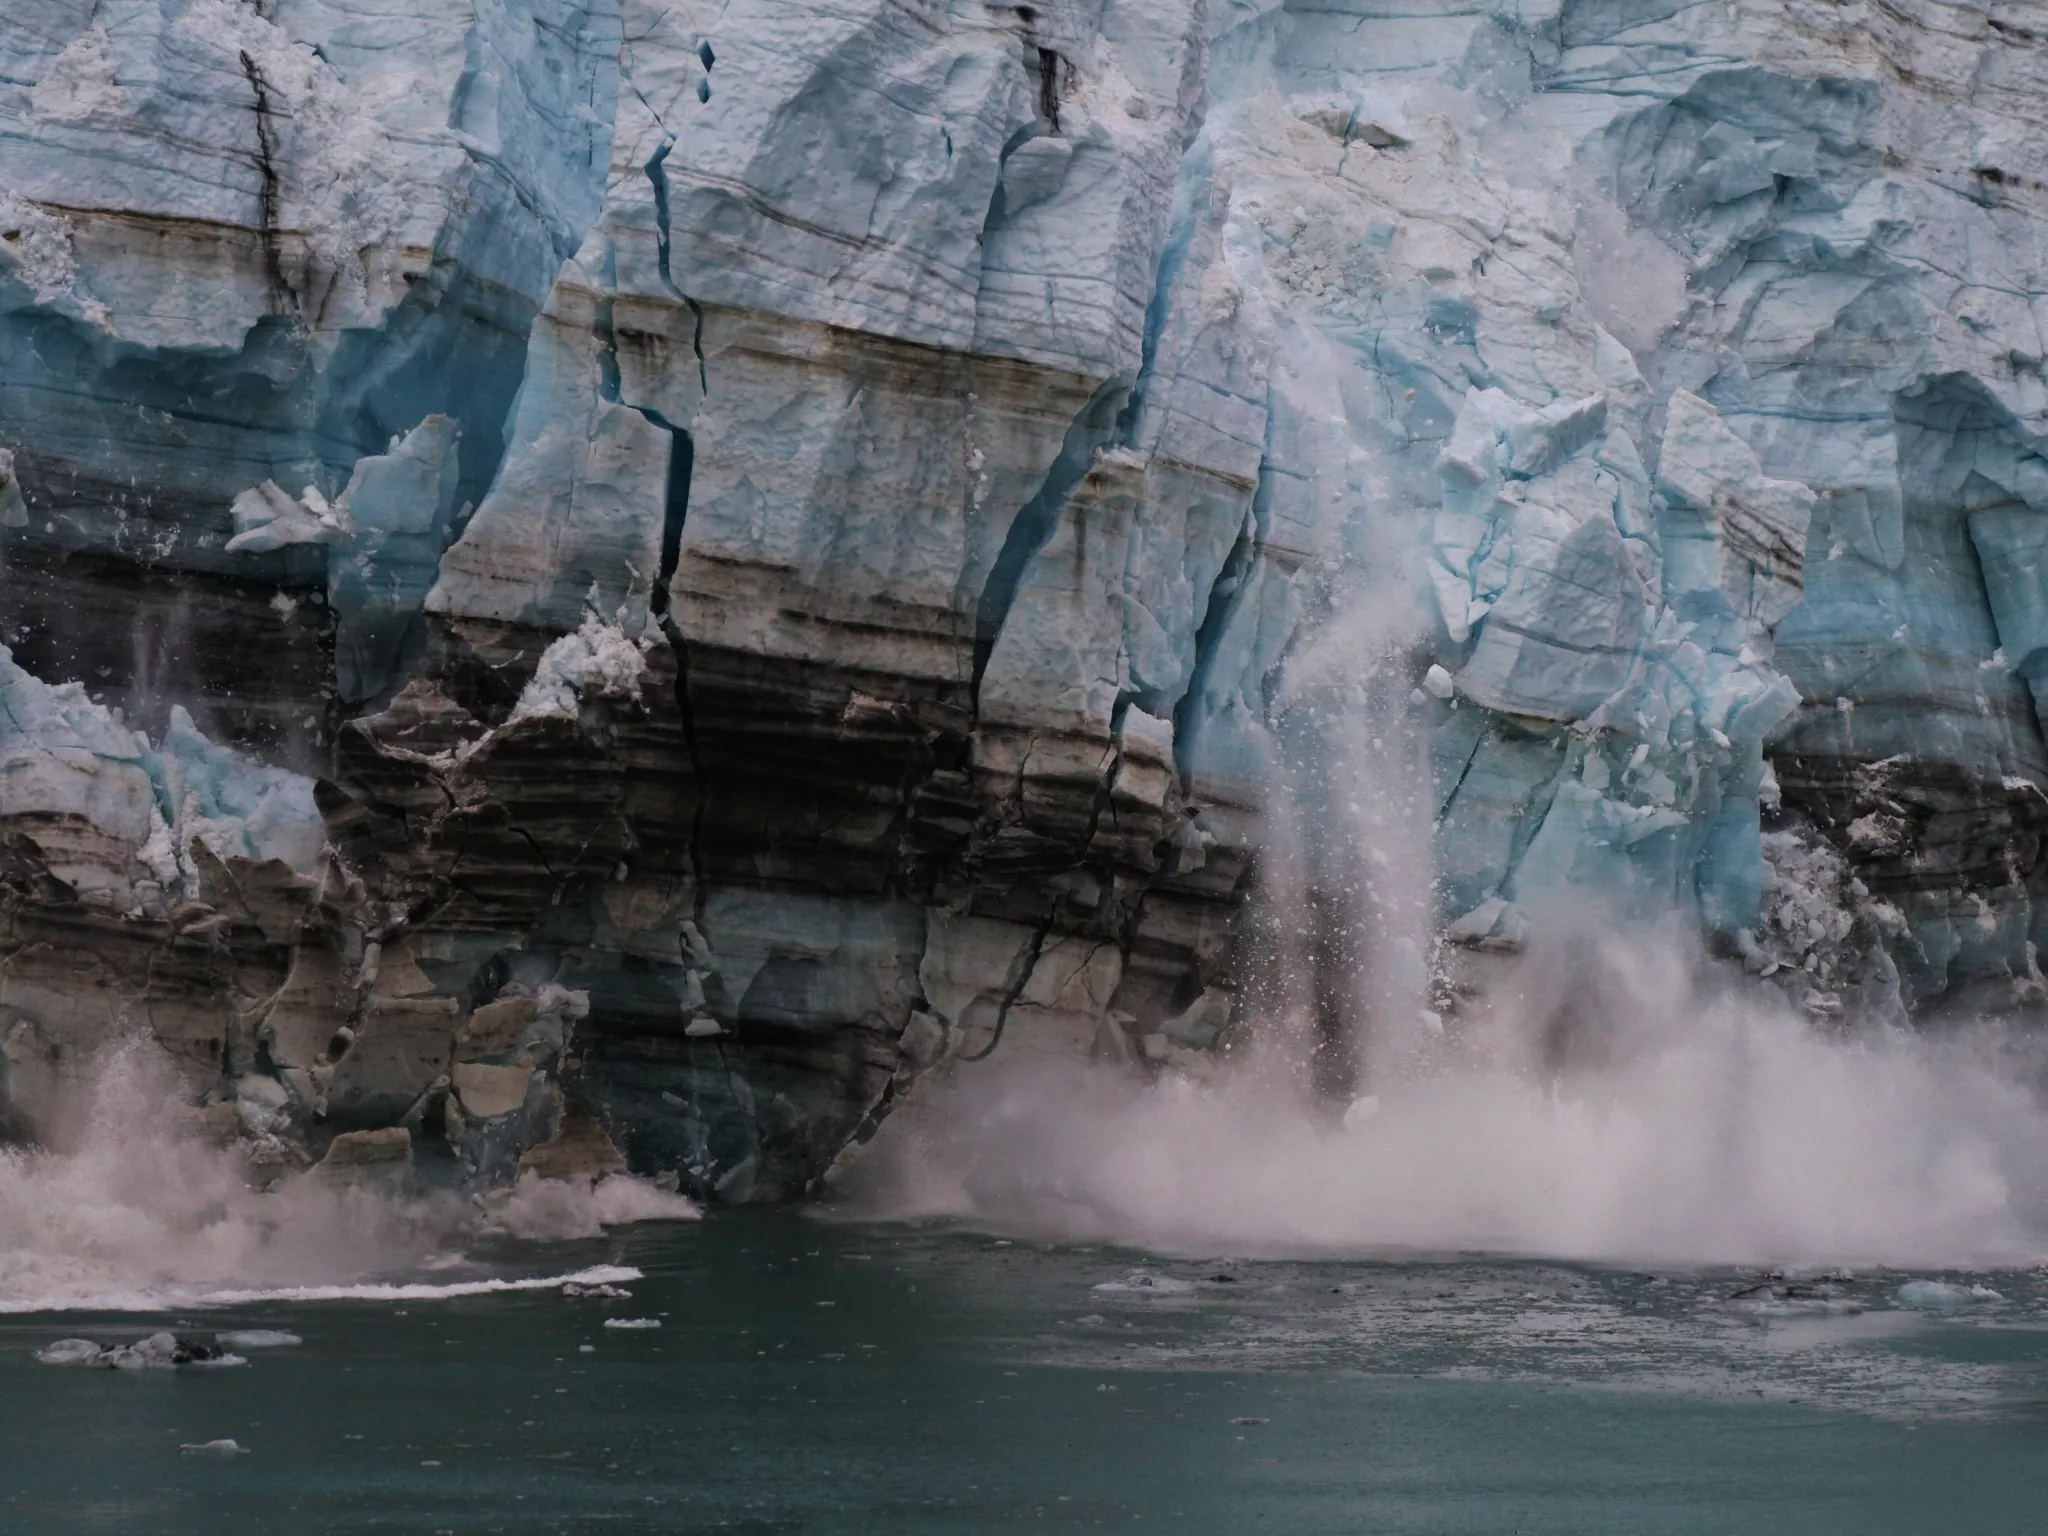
<box><xmin>4</xmin><ymin>0</ymin><xmax>2048</xmax><ymax>1197</ymax></box>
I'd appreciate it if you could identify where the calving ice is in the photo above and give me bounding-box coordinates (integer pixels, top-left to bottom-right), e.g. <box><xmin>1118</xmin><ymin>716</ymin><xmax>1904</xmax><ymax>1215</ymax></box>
<box><xmin>0</xmin><ymin>0</ymin><xmax>2047</xmax><ymax>1255</ymax></box>
<box><xmin>12</xmin><ymin>3</ymin><xmax>2048</xmax><ymax>1532</ymax></box>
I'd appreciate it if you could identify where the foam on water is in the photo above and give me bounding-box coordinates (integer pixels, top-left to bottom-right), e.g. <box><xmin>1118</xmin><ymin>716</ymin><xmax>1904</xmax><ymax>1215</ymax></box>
<box><xmin>184</xmin><ymin>1265</ymin><xmax>647</xmax><ymax>1310</ymax></box>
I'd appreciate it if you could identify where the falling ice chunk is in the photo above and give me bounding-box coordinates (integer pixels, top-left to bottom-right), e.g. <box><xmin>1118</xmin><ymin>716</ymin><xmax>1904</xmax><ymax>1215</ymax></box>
<box><xmin>1343</xmin><ymin>1094</ymin><xmax>1381</xmax><ymax>1130</ymax></box>
<box><xmin>683</xmin><ymin>1017</ymin><xmax>723</xmax><ymax>1038</ymax></box>
<box><xmin>1422</xmin><ymin>664</ymin><xmax>1456</xmax><ymax>699</ymax></box>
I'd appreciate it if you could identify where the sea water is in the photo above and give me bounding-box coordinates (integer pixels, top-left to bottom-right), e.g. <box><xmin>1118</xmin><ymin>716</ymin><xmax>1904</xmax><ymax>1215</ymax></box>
<box><xmin>8</xmin><ymin>1211</ymin><xmax>2048</xmax><ymax>1535</ymax></box>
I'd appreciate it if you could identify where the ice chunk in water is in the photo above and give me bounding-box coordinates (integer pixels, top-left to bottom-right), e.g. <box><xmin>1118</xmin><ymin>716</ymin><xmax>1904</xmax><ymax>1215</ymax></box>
<box><xmin>1895</xmin><ymin>1280</ymin><xmax>2003</xmax><ymax>1309</ymax></box>
<box><xmin>34</xmin><ymin>1339</ymin><xmax>104</xmax><ymax>1365</ymax></box>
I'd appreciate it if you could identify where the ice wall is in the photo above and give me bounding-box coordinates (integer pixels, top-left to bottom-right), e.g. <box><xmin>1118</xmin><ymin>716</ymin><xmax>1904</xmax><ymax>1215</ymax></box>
<box><xmin>6</xmin><ymin>0</ymin><xmax>2048</xmax><ymax>1197</ymax></box>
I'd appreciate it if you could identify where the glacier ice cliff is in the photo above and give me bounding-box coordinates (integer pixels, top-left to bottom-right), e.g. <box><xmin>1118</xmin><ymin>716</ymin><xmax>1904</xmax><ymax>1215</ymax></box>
<box><xmin>7</xmin><ymin>0</ymin><xmax>2048</xmax><ymax>1196</ymax></box>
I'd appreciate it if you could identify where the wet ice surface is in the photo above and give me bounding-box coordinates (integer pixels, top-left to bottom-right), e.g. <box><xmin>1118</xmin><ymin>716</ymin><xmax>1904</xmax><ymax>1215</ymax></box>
<box><xmin>8</xmin><ymin>1215</ymin><xmax>2048</xmax><ymax>1534</ymax></box>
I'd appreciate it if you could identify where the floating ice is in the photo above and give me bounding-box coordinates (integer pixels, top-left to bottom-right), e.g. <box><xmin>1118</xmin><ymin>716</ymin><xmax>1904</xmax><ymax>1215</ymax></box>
<box><xmin>34</xmin><ymin>1339</ymin><xmax>105</xmax><ymax>1365</ymax></box>
<box><xmin>37</xmin><ymin>1332</ymin><xmax>245</xmax><ymax>1368</ymax></box>
<box><xmin>1895</xmin><ymin>1281</ymin><xmax>2004</xmax><ymax>1310</ymax></box>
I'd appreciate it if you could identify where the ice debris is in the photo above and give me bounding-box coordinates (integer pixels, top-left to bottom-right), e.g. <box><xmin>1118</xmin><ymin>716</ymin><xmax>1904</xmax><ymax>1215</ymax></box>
<box><xmin>1732</xmin><ymin>829</ymin><xmax>1905</xmax><ymax>1021</ymax></box>
<box><xmin>508</xmin><ymin>614</ymin><xmax>650</xmax><ymax>724</ymax></box>
<box><xmin>36</xmin><ymin>1333</ymin><xmax>245</xmax><ymax>1368</ymax></box>
<box><xmin>226</xmin><ymin>480</ymin><xmax>343</xmax><ymax>553</ymax></box>
<box><xmin>225</xmin><ymin>418</ymin><xmax>467</xmax><ymax>702</ymax></box>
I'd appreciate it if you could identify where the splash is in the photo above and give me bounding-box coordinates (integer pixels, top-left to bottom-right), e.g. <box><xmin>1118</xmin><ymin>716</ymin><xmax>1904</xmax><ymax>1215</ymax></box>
<box><xmin>849</xmin><ymin>960</ymin><xmax>2048</xmax><ymax>1268</ymax></box>
<box><xmin>0</xmin><ymin>1043</ymin><xmax>691</xmax><ymax>1313</ymax></box>
<box><xmin>483</xmin><ymin>1169</ymin><xmax>701</xmax><ymax>1242</ymax></box>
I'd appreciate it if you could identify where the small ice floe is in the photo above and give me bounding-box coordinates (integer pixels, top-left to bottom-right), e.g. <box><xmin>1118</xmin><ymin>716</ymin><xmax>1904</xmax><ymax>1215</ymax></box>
<box><xmin>216</xmin><ymin>1330</ymin><xmax>302</xmax><ymax>1350</ymax></box>
<box><xmin>1091</xmin><ymin>1271</ymin><xmax>1194</xmax><ymax>1295</ymax></box>
<box><xmin>1896</xmin><ymin>1280</ymin><xmax>2004</xmax><ymax>1310</ymax></box>
<box><xmin>1230</xmin><ymin>1417</ymin><xmax>1270</xmax><ymax>1426</ymax></box>
<box><xmin>179</xmin><ymin>1439</ymin><xmax>249</xmax><ymax>1458</ymax></box>
<box><xmin>602</xmin><ymin>1317</ymin><xmax>662</xmax><ymax>1330</ymax></box>
<box><xmin>35</xmin><ymin>1339</ymin><xmax>106</xmax><ymax>1365</ymax></box>
<box><xmin>562</xmin><ymin>1282</ymin><xmax>632</xmax><ymax>1300</ymax></box>
<box><xmin>37</xmin><ymin>1333</ymin><xmax>246</xmax><ymax>1369</ymax></box>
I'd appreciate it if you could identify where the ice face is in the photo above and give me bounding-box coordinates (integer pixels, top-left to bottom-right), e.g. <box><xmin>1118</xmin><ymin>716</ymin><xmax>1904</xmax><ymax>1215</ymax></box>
<box><xmin>6</xmin><ymin>0</ymin><xmax>2048</xmax><ymax>1195</ymax></box>
<box><xmin>0</xmin><ymin>645</ymin><xmax>324</xmax><ymax>899</ymax></box>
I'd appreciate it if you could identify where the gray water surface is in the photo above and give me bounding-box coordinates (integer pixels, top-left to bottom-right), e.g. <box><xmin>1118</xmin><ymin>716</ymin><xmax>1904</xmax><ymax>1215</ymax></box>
<box><xmin>6</xmin><ymin>1213</ymin><xmax>2048</xmax><ymax>1533</ymax></box>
